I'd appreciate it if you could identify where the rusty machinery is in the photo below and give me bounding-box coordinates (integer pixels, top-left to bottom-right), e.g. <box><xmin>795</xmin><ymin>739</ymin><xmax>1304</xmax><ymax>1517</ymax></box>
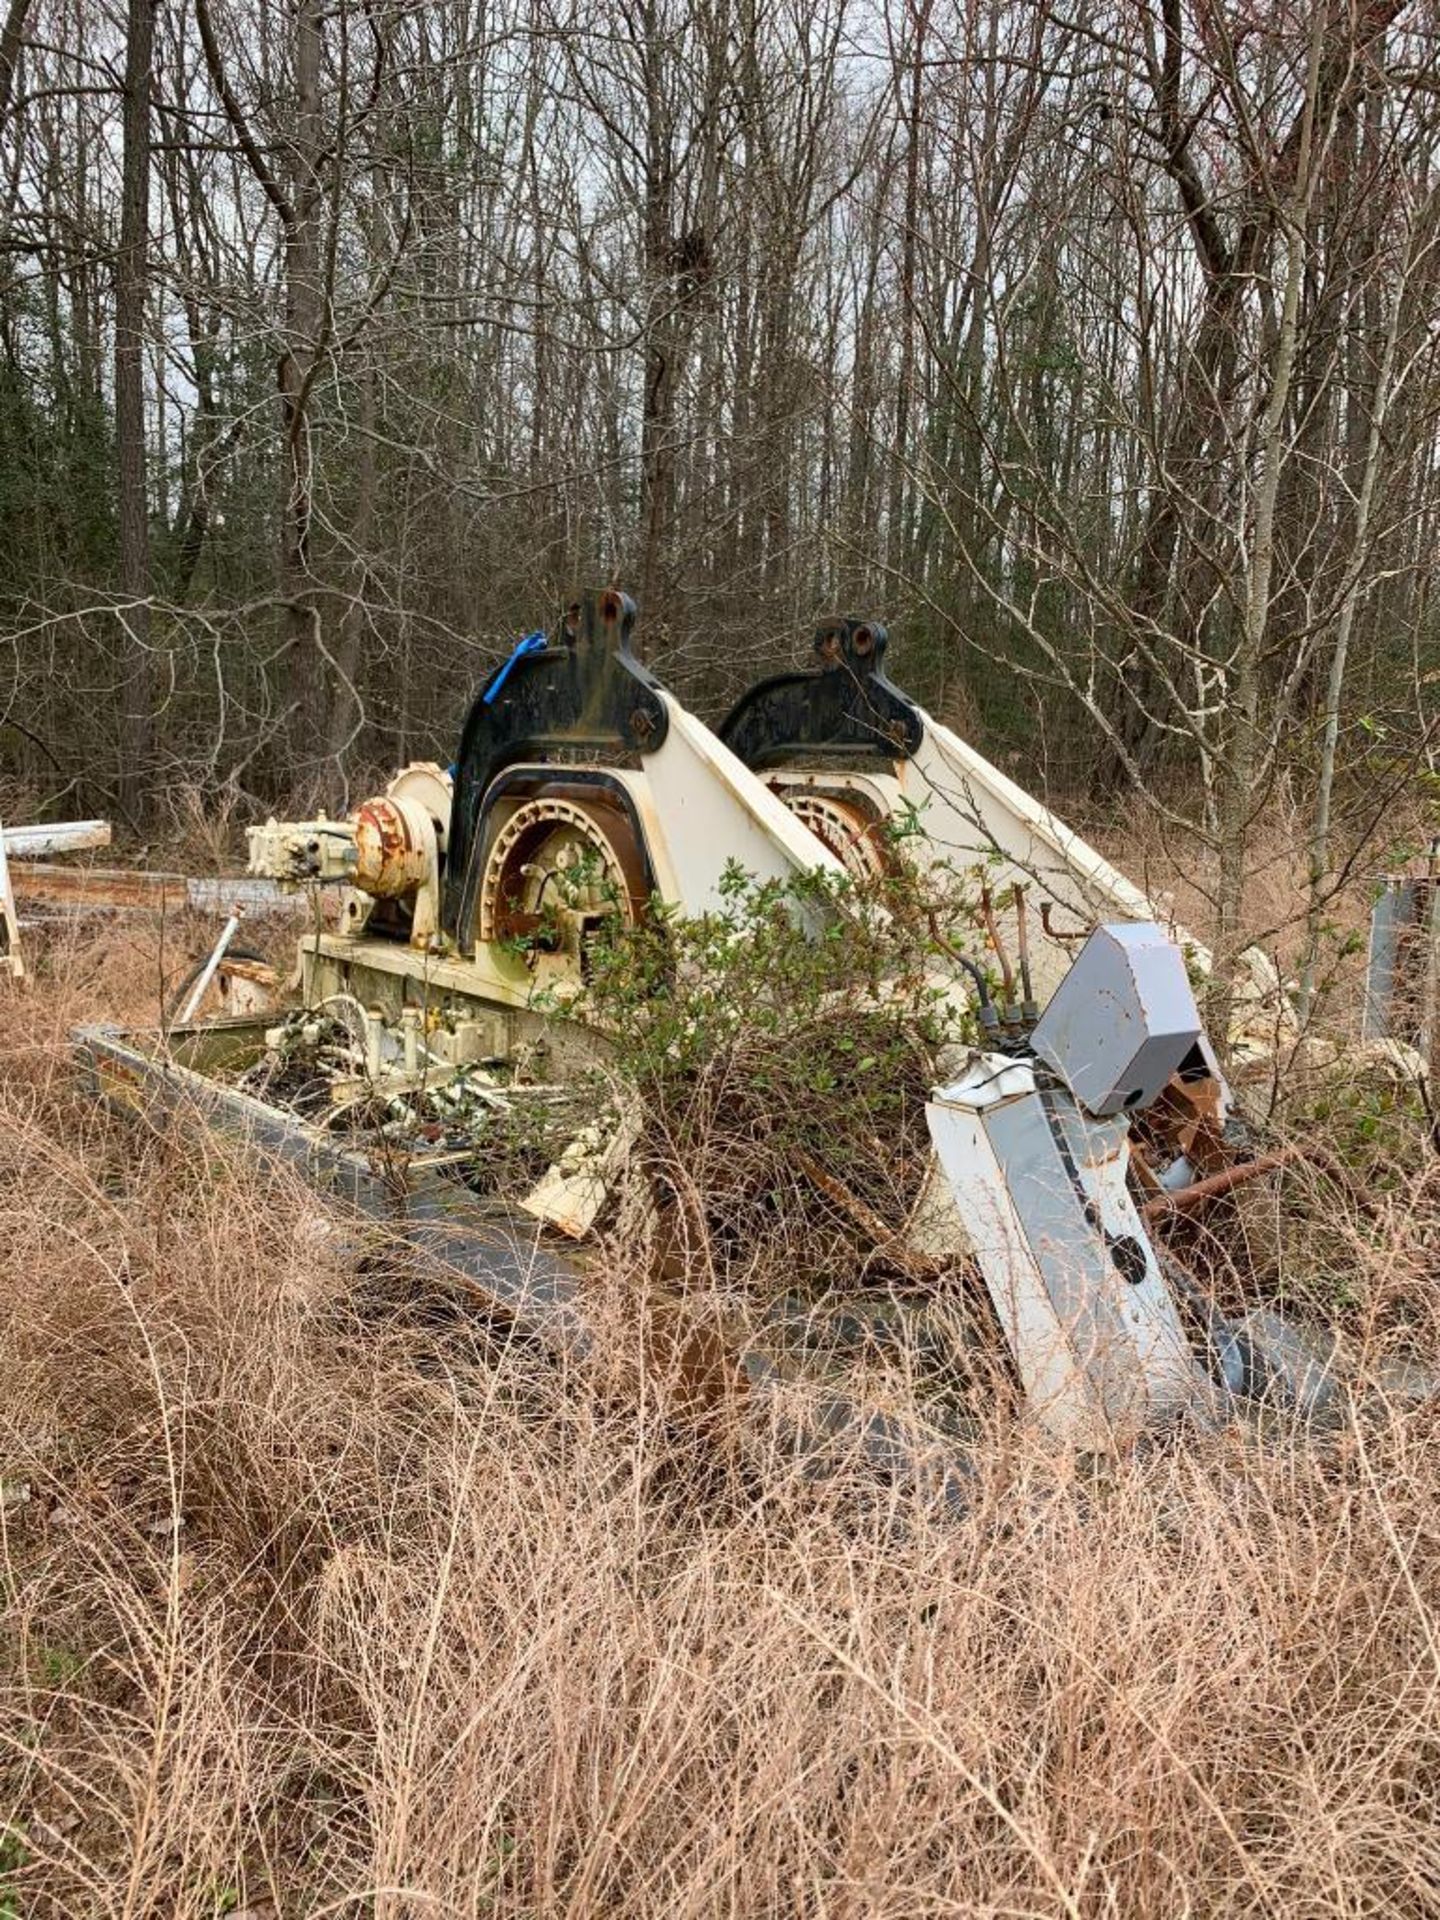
<box><xmin>243</xmin><ymin>588</ymin><xmax>842</xmax><ymax>1029</ymax></box>
<box><xmin>719</xmin><ymin>616</ymin><xmax>1286</xmax><ymax>1026</ymax></box>
<box><xmin>77</xmin><ymin>590</ymin><xmax>1378</xmax><ymax>1470</ymax></box>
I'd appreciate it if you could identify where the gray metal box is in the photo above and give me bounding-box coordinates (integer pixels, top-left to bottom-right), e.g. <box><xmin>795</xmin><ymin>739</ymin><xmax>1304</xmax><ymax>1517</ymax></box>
<box><xmin>1030</xmin><ymin>922</ymin><xmax>1201</xmax><ymax>1116</ymax></box>
<box><xmin>1364</xmin><ymin>867</ymin><xmax>1438</xmax><ymax>1047</ymax></box>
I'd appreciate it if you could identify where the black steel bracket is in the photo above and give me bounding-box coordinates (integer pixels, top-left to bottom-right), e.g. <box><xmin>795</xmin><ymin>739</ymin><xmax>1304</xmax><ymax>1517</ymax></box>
<box><xmin>717</xmin><ymin>618</ymin><xmax>924</xmax><ymax>772</ymax></box>
<box><xmin>443</xmin><ymin>588</ymin><xmax>669</xmax><ymax>950</ymax></box>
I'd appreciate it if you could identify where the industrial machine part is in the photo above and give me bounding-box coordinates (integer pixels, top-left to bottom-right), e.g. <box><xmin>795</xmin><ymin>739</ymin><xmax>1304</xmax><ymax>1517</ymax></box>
<box><xmin>720</xmin><ymin>618</ymin><xmax>1287</xmax><ymax>1040</ymax></box>
<box><xmin>249</xmin><ymin>762</ymin><xmax>453</xmax><ymax>948</ymax></box>
<box><xmin>246</xmin><ymin>590</ymin><xmax>841</xmax><ymax>1025</ymax></box>
<box><xmin>1364</xmin><ymin>846</ymin><xmax>1439</xmax><ymax>1062</ymax></box>
<box><xmin>927</xmin><ymin>924</ymin><xmax>1220</xmax><ymax>1448</ymax></box>
<box><xmin>238</xmin><ymin>588</ymin><xmax>845</xmax><ymax>1233</ymax></box>
<box><xmin>1029</xmin><ymin>922</ymin><xmax>1207</xmax><ymax>1118</ymax></box>
<box><xmin>79</xmin><ymin>589</ymin><xmax>1343</xmax><ymax>1480</ymax></box>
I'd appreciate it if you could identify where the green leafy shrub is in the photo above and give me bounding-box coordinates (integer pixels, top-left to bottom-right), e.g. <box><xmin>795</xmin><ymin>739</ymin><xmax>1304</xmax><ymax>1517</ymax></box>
<box><xmin>572</xmin><ymin>858</ymin><xmax>981</xmax><ymax>1298</ymax></box>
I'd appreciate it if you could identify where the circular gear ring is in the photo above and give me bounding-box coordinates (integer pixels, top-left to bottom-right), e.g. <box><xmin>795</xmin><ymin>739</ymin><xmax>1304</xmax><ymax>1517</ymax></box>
<box><xmin>478</xmin><ymin>794</ymin><xmax>647</xmax><ymax>961</ymax></box>
<box><xmin>777</xmin><ymin>790</ymin><xmax>888</xmax><ymax>884</ymax></box>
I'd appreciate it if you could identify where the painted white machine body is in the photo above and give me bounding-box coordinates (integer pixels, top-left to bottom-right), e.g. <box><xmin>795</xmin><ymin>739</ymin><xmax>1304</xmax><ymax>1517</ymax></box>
<box><xmin>248</xmin><ymin>691</ymin><xmax>847</xmax><ymax>1016</ymax></box>
<box><xmin>927</xmin><ymin>922</ymin><xmax>1215</xmax><ymax>1447</ymax></box>
<box><xmin>767</xmin><ymin>697</ymin><xmax>1285</xmax><ymax>1041</ymax></box>
<box><xmin>898</xmin><ymin>713</ymin><xmax>1163</xmax><ymax>1002</ymax></box>
<box><xmin>632</xmin><ymin>696</ymin><xmax>848</xmax><ymax>913</ymax></box>
<box><xmin>928</xmin><ymin>1056</ymin><xmax>1203</xmax><ymax>1447</ymax></box>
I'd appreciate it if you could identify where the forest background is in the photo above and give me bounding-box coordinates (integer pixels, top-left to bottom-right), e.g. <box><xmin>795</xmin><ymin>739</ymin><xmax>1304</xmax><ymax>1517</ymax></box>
<box><xmin>2</xmin><ymin>0</ymin><xmax>1439</xmax><ymax>1000</ymax></box>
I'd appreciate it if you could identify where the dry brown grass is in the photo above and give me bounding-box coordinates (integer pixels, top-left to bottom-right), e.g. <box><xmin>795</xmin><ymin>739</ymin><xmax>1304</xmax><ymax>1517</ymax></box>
<box><xmin>2</xmin><ymin>933</ymin><xmax>1439</xmax><ymax>1918</ymax></box>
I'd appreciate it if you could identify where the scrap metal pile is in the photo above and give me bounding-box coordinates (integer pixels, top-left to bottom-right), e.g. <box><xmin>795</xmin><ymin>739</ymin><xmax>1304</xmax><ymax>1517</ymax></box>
<box><xmin>74</xmin><ymin>588</ymin><xmax>1429</xmax><ymax>1477</ymax></box>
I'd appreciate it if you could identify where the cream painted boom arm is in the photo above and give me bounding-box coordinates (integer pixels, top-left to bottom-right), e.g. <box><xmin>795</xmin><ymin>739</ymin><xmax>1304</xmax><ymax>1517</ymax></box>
<box><xmin>897</xmin><ymin>705</ymin><xmax>1286</xmax><ymax>1028</ymax></box>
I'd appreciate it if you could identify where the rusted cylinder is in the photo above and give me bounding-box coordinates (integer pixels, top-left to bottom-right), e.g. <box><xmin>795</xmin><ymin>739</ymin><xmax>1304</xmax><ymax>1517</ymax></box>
<box><xmin>1142</xmin><ymin>1148</ymin><xmax>1298</xmax><ymax>1219</ymax></box>
<box><xmin>1142</xmin><ymin>1142</ymin><xmax>1380</xmax><ymax>1224</ymax></box>
<box><xmin>352</xmin><ymin>796</ymin><xmax>431</xmax><ymax>899</ymax></box>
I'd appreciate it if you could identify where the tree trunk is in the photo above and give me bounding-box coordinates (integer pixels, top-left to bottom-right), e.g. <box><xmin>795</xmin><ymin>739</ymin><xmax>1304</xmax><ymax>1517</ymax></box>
<box><xmin>1211</xmin><ymin>11</ymin><xmax>1324</xmax><ymax>1051</ymax></box>
<box><xmin>887</xmin><ymin>0</ymin><xmax>931</xmax><ymax>577</ymax></box>
<box><xmin>0</xmin><ymin>0</ymin><xmax>30</xmax><ymax>119</ymax></box>
<box><xmin>1298</xmin><ymin>244</ymin><xmax>1405</xmax><ymax>1023</ymax></box>
<box><xmin>324</xmin><ymin>357</ymin><xmax>375</xmax><ymax>782</ymax></box>
<box><xmin>281</xmin><ymin>0</ymin><xmax>325</xmax><ymax>740</ymax></box>
<box><xmin>637</xmin><ymin>0</ymin><xmax>676</xmax><ymax>645</ymax></box>
<box><xmin>115</xmin><ymin>0</ymin><xmax>154</xmax><ymax>824</ymax></box>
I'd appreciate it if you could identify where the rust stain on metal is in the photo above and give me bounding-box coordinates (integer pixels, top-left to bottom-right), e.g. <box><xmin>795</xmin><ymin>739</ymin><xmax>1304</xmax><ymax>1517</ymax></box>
<box><xmin>354</xmin><ymin>798</ymin><xmax>428</xmax><ymax>899</ymax></box>
<box><xmin>794</xmin><ymin>1146</ymin><xmax>947</xmax><ymax>1282</ymax></box>
<box><xmin>218</xmin><ymin>956</ymin><xmax>280</xmax><ymax>989</ymax></box>
<box><xmin>980</xmin><ymin>887</ymin><xmax>1017</xmax><ymax>1009</ymax></box>
<box><xmin>1143</xmin><ymin>1147</ymin><xmax>1296</xmax><ymax>1219</ymax></box>
<box><xmin>1141</xmin><ymin>1072</ymin><xmax>1228</xmax><ymax>1177</ymax></box>
<box><xmin>15</xmin><ymin>864</ymin><xmax>191</xmax><ymax>910</ymax></box>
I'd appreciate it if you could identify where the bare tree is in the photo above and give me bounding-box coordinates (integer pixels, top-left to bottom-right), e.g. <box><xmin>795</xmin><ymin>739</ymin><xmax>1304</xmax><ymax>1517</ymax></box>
<box><xmin>114</xmin><ymin>0</ymin><xmax>154</xmax><ymax>818</ymax></box>
<box><xmin>0</xmin><ymin>0</ymin><xmax>1435</xmax><ymax>1001</ymax></box>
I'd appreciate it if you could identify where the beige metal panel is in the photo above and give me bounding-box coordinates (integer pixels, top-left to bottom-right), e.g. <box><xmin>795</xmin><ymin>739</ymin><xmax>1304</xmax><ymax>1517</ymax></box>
<box><xmin>641</xmin><ymin>695</ymin><xmax>849</xmax><ymax>914</ymax></box>
<box><xmin>768</xmin><ymin>769</ymin><xmax>906</xmax><ymax>817</ymax></box>
<box><xmin>897</xmin><ymin>717</ymin><xmax>1157</xmax><ymax>1002</ymax></box>
<box><xmin>903</xmin><ymin>717</ymin><xmax>1153</xmax><ymax>916</ymax></box>
<box><xmin>301</xmin><ymin>926</ymin><xmax>541</xmax><ymax>1012</ymax></box>
<box><xmin>898</xmin><ymin>709</ymin><xmax>1286</xmax><ymax>1029</ymax></box>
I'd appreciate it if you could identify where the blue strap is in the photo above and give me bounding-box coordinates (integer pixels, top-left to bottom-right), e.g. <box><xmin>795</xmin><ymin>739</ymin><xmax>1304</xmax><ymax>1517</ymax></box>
<box><xmin>482</xmin><ymin>629</ymin><xmax>547</xmax><ymax>705</ymax></box>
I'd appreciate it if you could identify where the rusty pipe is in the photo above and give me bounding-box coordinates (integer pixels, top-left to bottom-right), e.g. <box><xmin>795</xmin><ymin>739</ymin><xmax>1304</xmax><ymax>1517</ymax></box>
<box><xmin>1143</xmin><ymin>1142</ymin><xmax>1381</xmax><ymax>1224</ymax></box>
<box><xmin>1142</xmin><ymin>1148</ymin><xmax>1297</xmax><ymax>1219</ymax></box>
<box><xmin>1040</xmin><ymin>900</ymin><xmax>1091</xmax><ymax>944</ymax></box>
<box><xmin>980</xmin><ymin>886</ymin><xmax>1018</xmax><ymax>1020</ymax></box>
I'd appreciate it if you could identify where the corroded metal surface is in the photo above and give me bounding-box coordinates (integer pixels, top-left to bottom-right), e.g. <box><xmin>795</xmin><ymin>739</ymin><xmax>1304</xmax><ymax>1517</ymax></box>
<box><xmin>16</xmin><ymin>863</ymin><xmax>308</xmax><ymax>915</ymax></box>
<box><xmin>354</xmin><ymin>796</ymin><xmax>431</xmax><ymax>900</ymax></box>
